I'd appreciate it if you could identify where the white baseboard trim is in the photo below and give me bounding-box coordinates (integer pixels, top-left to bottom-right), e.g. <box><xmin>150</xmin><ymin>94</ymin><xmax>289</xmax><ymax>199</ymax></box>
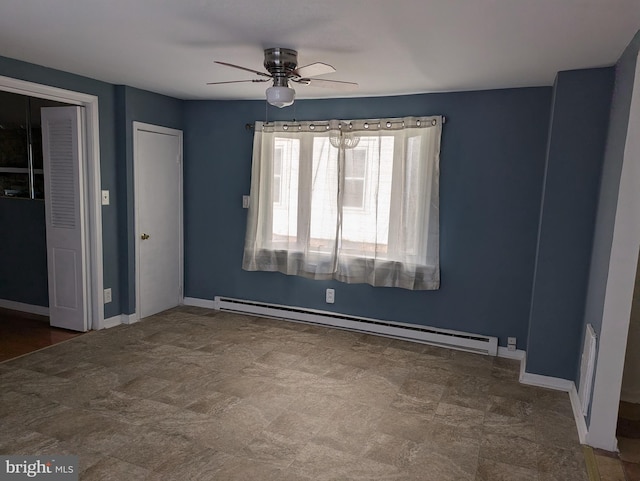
<box><xmin>102</xmin><ymin>313</ymin><xmax>137</xmax><ymax>329</ymax></box>
<box><xmin>518</xmin><ymin>355</ymin><xmax>587</xmax><ymax>443</ymax></box>
<box><xmin>103</xmin><ymin>315</ymin><xmax>122</xmax><ymax>329</ymax></box>
<box><xmin>497</xmin><ymin>347</ymin><xmax>526</xmax><ymax>360</ymax></box>
<box><xmin>183</xmin><ymin>297</ymin><xmax>217</xmax><ymax>309</ymax></box>
<box><xmin>569</xmin><ymin>383</ymin><xmax>589</xmax><ymax>444</ymax></box>
<box><xmin>520</xmin><ymin>371</ymin><xmax>574</xmax><ymax>391</ymax></box>
<box><xmin>0</xmin><ymin>299</ymin><xmax>49</xmax><ymax>316</ymax></box>
<box><xmin>121</xmin><ymin>314</ymin><xmax>138</xmax><ymax>325</ymax></box>
<box><xmin>518</xmin><ymin>355</ymin><xmax>574</xmax><ymax>391</ymax></box>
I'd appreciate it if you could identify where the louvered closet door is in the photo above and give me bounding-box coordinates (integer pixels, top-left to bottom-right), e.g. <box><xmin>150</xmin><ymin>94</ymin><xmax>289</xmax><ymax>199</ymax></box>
<box><xmin>41</xmin><ymin>106</ymin><xmax>88</xmax><ymax>332</ymax></box>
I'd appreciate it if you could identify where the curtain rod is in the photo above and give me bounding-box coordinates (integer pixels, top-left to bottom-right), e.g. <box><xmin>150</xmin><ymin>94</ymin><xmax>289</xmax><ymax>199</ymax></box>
<box><xmin>245</xmin><ymin>116</ymin><xmax>447</xmax><ymax>131</ymax></box>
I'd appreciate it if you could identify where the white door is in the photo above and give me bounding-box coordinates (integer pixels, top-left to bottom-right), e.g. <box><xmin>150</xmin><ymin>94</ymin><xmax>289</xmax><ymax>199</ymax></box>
<box><xmin>134</xmin><ymin>123</ymin><xmax>183</xmax><ymax>319</ymax></box>
<box><xmin>41</xmin><ymin>106</ymin><xmax>89</xmax><ymax>331</ymax></box>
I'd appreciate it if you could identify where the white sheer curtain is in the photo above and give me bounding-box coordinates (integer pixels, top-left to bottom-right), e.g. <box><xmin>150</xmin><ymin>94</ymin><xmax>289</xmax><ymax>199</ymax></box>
<box><xmin>243</xmin><ymin>116</ymin><xmax>441</xmax><ymax>290</ymax></box>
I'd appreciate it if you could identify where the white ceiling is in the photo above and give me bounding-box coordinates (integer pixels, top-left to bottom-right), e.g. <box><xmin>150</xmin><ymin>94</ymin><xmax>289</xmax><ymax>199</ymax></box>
<box><xmin>0</xmin><ymin>0</ymin><xmax>638</xmax><ymax>101</ymax></box>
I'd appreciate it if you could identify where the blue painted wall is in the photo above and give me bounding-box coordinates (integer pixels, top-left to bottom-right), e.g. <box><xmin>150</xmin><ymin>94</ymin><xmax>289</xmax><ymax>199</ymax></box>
<box><xmin>0</xmin><ymin>55</ymin><xmax>122</xmax><ymax>318</ymax></box>
<box><xmin>526</xmin><ymin>68</ymin><xmax>614</xmax><ymax>380</ymax></box>
<box><xmin>184</xmin><ymin>88</ymin><xmax>551</xmax><ymax>347</ymax></box>
<box><xmin>0</xmin><ymin>198</ymin><xmax>48</xmax><ymax>306</ymax></box>
<box><xmin>115</xmin><ymin>86</ymin><xmax>184</xmax><ymax>314</ymax></box>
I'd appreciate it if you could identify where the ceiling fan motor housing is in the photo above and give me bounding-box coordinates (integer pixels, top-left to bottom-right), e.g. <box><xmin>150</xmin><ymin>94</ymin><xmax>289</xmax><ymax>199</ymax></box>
<box><xmin>264</xmin><ymin>48</ymin><xmax>298</xmax><ymax>86</ymax></box>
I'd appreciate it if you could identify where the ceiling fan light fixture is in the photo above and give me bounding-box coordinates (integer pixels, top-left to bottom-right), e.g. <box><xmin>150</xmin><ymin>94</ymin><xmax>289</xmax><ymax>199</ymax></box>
<box><xmin>266</xmin><ymin>86</ymin><xmax>295</xmax><ymax>108</ymax></box>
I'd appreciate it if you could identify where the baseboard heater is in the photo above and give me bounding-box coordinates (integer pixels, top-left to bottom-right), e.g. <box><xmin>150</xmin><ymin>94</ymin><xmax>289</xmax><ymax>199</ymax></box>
<box><xmin>213</xmin><ymin>296</ymin><xmax>498</xmax><ymax>356</ymax></box>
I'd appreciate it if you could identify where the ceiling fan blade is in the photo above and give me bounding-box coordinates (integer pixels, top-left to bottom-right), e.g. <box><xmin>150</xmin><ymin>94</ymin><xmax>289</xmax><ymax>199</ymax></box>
<box><xmin>293</xmin><ymin>62</ymin><xmax>336</xmax><ymax>78</ymax></box>
<box><xmin>206</xmin><ymin>79</ymin><xmax>270</xmax><ymax>85</ymax></box>
<box><xmin>214</xmin><ymin>61</ymin><xmax>272</xmax><ymax>78</ymax></box>
<box><xmin>304</xmin><ymin>78</ymin><xmax>359</xmax><ymax>91</ymax></box>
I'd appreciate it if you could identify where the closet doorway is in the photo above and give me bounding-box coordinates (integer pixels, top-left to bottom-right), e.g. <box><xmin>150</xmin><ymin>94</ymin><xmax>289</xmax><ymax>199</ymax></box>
<box><xmin>0</xmin><ymin>75</ymin><xmax>104</xmax><ymax>333</ymax></box>
<box><xmin>0</xmin><ymin>91</ymin><xmax>69</xmax><ymax>321</ymax></box>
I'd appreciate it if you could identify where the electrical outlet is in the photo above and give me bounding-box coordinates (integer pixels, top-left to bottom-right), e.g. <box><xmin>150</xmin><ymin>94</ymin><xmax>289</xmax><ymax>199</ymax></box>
<box><xmin>242</xmin><ymin>195</ymin><xmax>250</xmax><ymax>209</ymax></box>
<box><xmin>104</xmin><ymin>288</ymin><xmax>112</xmax><ymax>304</ymax></box>
<box><xmin>101</xmin><ymin>190</ymin><xmax>110</xmax><ymax>205</ymax></box>
<box><xmin>507</xmin><ymin>336</ymin><xmax>517</xmax><ymax>351</ymax></box>
<box><xmin>326</xmin><ymin>288</ymin><xmax>335</xmax><ymax>304</ymax></box>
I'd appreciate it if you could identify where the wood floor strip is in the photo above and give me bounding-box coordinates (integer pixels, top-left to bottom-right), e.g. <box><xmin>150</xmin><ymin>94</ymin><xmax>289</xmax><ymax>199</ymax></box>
<box><xmin>583</xmin><ymin>445</ymin><xmax>601</xmax><ymax>481</ymax></box>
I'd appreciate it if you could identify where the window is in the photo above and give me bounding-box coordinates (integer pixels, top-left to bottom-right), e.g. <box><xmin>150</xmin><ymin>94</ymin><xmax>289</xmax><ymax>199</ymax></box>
<box><xmin>343</xmin><ymin>148</ymin><xmax>367</xmax><ymax>209</ymax></box>
<box><xmin>243</xmin><ymin>116</ymin><xmax>442</xmax><ymax>290</ymax></box>
<box><xmin>0</xmin><ymin>91</ymin><xmax>67</xmax><ymax>199</ymax></box>
<box><xmin>272</xmin><ymin>145</ymin><xmax>283</xmax><ymax>205</ymax></box>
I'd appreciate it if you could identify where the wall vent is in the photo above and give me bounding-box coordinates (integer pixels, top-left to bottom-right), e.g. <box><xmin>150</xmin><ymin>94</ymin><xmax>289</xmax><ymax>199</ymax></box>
<box><xmin>214</xmin><ymin>296</ymin><xmax>498</xmax><ymax>356</ymax></box>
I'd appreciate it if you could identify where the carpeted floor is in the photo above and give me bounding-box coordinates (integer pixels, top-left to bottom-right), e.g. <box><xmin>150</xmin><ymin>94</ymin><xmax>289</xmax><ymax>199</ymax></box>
<box><xmin>0</xmin><ymin>306</ymin><xmax>588</xmax><ymax>480</ymax></box>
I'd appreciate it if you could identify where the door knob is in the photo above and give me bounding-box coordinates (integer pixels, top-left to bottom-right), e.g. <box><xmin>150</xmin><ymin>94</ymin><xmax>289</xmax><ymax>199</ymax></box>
<box><xmin>141</xmin><ymin>233</ymin><xmax>150</xmax><ymax>240</ymax></box>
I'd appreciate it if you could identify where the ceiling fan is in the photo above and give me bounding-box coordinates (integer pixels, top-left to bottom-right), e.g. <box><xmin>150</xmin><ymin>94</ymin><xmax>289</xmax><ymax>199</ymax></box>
<box><xmin>208</xmin><ymin>48</ymin><xmax>358</xmax><ymax>108</ymax></box>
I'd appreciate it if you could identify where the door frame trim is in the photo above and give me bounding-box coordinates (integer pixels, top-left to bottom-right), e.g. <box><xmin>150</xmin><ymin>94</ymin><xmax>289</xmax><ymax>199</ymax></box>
<box><xmin>587</xmin><ymin>49</ymin><xmax>640</xmax><ymax>451</ymax></box>
<box><xmin>133</xmin><ymin>122</ymin><xmax>184</xmax><ymax>321</ymax></box>
<box><xmin>0</xmin><ymin>75</ymin><xmax>104</xmax><ymax>330</ymax></box>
